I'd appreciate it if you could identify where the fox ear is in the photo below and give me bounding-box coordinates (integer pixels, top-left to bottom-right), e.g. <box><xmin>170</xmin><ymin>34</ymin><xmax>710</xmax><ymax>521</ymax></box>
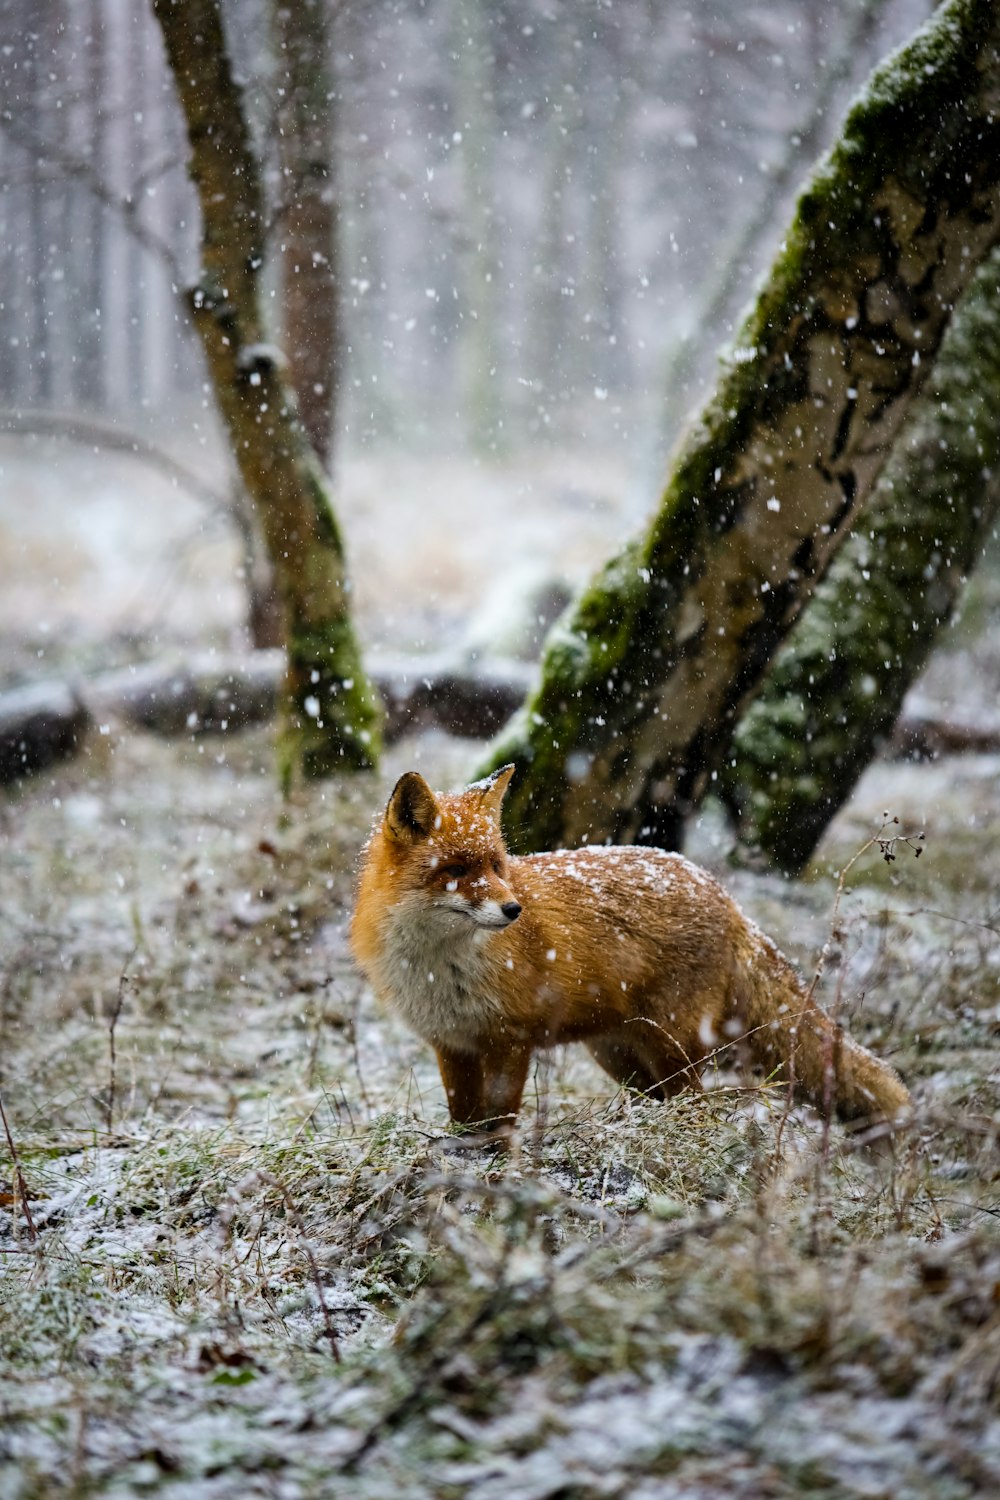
<box><xmin>470</xmin><ymin>763</ymin><xmax>515</xmax><ymax>815</ymax></box>
<box><xmin>385</xmin><ymin>771</ymin><xmax>440</xmax><ymax>843</ymax></box>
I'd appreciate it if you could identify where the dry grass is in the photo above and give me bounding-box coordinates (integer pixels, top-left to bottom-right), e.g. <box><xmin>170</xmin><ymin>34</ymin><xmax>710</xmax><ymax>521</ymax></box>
<box><xmin>2</xmin><ymin>723</ymin><xmax>999</xmax><ymax>1498</ymax></box>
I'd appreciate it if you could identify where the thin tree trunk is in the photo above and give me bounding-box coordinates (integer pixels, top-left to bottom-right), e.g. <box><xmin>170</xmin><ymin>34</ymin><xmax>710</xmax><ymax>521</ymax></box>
<box><xmin>527</xmin><ymin>88</ymin><xmax>574</xmax><ymax>439</ymax></box>
<box><xmin>274</xmin><ymin>0</ymin><xmax>339</xmax><ymax>469</ymax></box>
<box><xmin>721</xmin><ymin>242</ymin><xmax>1000</xmax><ymax>872</ymax></box>
<box><xmin>152</xmin><ymin>0</ymin><xmax>380</xmax><ymax>782</ymax></box>
<box><xmin>76</xmin><ymin>0</ymin><xmax>107</xmax><ymax>404</ymax></box>
<box><xmin>480</xmin><ymin>0</ymin><xmax>1000</xmax><ymax>853</ymax></box>
<box><xmin>126</xmin><ymin>5</ymin><xmax>146</xmax><ymax>410</ymax></box>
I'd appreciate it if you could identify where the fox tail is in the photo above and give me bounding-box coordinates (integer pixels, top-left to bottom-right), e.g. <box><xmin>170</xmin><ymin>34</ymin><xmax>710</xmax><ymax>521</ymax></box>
<box><xmin>737</xmin><ymin>930</ymin><xmax>912</xmax><ymax>1127</ymax></box>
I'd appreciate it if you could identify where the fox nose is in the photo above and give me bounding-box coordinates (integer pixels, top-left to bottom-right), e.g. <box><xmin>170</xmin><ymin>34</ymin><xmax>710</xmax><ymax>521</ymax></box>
<box><xmin>501</xmin><ymin>901</ymin><xmax>522</xmax><ymax>922</ymax></box>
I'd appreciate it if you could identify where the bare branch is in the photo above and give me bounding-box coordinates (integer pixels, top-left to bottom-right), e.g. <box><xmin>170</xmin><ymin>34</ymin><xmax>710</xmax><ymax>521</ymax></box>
<box><xmin>0</xmin><ymin>113</ymin><xmax>185</xmax><ymax>282</ymax></box>
<box><xmin>0</xmin><ymin>409</ymin><xmax>229</xmax><ymax>515</ymax></box>
<box><xmin>106</xmin><ymin>949</ymin><xmax>137</xmax><ymax>1135</ymax></box>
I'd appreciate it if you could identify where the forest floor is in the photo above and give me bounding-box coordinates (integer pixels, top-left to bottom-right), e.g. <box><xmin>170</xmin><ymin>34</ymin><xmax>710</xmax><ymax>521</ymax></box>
<box><xmin>1</xmin><ymin>437</ymin><xmax>1000</xmax><ymax>1498</ymax></box>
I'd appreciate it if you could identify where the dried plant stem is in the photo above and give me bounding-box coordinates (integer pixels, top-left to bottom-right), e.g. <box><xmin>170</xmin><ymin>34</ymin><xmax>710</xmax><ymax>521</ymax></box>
<box><xmin>106</xmin><ymin>948</ymin><xmax>136</xmax><ymax>1134</ymax></box>
<box><xmin>0</xmin><ymin>1087</ymin><xmax>37</xmax><ymax>1241</ymax></box>
<box><xmin>773</xmin><ymin>814</ymin><xmax>923</xmax><ymax>1163</ymax></box>
<box><xmin>260</xmin><ymin>1173</ymin><xmax>341</xmax><ymax>1362</ymax></box>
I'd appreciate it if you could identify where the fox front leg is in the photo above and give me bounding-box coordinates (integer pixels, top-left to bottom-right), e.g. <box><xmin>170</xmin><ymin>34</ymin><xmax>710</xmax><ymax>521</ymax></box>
<box><xmin>436</xmin><ymin>1041</ymin><xmax>533</xmax><ymax>1133</ymax></box>
<box><xmin>479</xmin><ymin>1040</ymin><xmax>533</xmax><ymax>1131</ymax></box>
<box><xmin>435</xmin><ymin>1045</ymin><xmax>485</xmax><ymax>1126</ymax></box>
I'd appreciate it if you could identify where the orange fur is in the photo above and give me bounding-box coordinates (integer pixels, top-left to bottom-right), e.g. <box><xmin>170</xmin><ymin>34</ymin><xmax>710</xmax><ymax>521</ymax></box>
<box><xmin>350</xmin><ymin>767</ymin><xmax>912</xmax><ymax>1133</ymax></box>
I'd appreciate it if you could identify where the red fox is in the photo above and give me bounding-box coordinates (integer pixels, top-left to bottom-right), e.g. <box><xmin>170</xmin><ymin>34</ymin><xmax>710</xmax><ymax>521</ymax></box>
<box><xmin>351</xmin><ymin>766</ymin><xmax>911</xmax><ymax>1134</ymax></box>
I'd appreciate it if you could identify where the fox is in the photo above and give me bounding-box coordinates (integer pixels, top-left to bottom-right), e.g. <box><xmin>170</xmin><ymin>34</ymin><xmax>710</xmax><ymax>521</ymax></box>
<box><xmin>350</xmin><ymin>765</ymin><xmax>912</xmax><ymax>1135</ymax></box>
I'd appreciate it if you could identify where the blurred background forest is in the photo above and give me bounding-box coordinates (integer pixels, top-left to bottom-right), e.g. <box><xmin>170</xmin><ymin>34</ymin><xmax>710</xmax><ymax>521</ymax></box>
<box><xmin>0</xmin><ymin>0</ymin><xmax>938</xmax><ymax>679</ymax></box>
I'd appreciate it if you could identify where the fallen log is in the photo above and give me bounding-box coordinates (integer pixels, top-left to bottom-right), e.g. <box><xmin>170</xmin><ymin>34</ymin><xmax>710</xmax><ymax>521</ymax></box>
<box><xmin>87</xmin><ymin>652</ymin><xmax>285</xmax><ymax>736</ymax></box>
<box><xmin>0</xmin><ymin>681</ymin><xmax>91</xmax><ymax>782</ymax></box>
<box><xmin>3</xmin><ymin>652</ymin><xmax>995</xmax><ymax>788</ymax></box>
<box><xmin>888</xmin><ymin>704</ymin><xmax>1000</xmax><ymax>761</ymax></box>
<box><xmin>0</xmin><ymin>652</ymin><xmax>537</xmax><ymax>784</ymax></box>
<box><xmin>88</xmin><ymin>650</ymin><xmax>534</xmax><ymax>742</ymax></box>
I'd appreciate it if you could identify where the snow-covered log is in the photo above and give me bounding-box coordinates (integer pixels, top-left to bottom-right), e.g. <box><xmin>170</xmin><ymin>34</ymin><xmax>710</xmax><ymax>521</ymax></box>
<box><xmin>0</xmin><ymin>682</ymin><xmax>90</xmax><ymax>782</ymax></box>
<box><xmin>0</xmin><ymin>655</ymin><xmax>535</xmax><ymax>782</ymax></box>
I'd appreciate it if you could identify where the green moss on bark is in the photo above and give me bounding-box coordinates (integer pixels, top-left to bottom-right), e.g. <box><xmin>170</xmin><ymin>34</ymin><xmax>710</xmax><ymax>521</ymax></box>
<box><xmin>279</xmin><ymin>618</ymin><xmax>381</xmax><ymax>787</ymax></box>
<box><xmin>722</xmin><ymin>244</ymin><xmax>1000</xmax><ymax>872</ymax></box>
<box><xmin>481</xmin><ymin>541</ymin><xmax>649</xmax><ymax>851</ymax></box>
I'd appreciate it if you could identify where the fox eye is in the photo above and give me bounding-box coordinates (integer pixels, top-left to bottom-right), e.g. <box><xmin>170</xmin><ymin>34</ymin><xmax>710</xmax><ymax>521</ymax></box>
<box><xmin>441</xmin><ymin>863</ymin><xmax>467</xmax><ymax>880</ymax></box>
<box><xmin>491</xmin><ymin>857</ymin><xmax>504</xmax><ymax>875</ymax></box>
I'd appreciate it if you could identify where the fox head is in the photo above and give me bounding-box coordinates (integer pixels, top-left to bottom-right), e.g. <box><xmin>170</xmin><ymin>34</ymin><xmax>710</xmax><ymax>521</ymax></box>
<box><xmin>376</xmin><ymin>765</ymin><xmax>522</xmax><ymax>932</ymax></box>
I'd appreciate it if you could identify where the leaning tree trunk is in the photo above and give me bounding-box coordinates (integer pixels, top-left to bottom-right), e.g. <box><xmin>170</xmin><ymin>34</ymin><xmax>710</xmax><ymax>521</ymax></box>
<box><xmin>480</xmin><ymin>0</ymin><xmax>1000</xmax><ymax>853</ymax></box>
<box><xmin>152</xmin><ymin>0</ymin><xmax>380</xmax><ymax>783</ymax></box>
<box><xmin>719</xmin><ymin>242</ymin><xmax>1000</xmax><ymax>873</ymax></box>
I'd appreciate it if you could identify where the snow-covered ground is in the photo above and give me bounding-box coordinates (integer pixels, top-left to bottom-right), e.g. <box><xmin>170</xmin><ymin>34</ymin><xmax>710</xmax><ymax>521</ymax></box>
<box><xmin>1</xmin><ymin>433</ymin><xmax>999</xmax><ymax>1498</ymax></box>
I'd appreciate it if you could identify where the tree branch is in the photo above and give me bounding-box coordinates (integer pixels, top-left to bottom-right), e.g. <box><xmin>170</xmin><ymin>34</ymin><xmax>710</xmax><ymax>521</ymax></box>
<box><xmin>0</xmin><ymin>113</ymin><xmax>185</xmax><ymax>282</ymax></box>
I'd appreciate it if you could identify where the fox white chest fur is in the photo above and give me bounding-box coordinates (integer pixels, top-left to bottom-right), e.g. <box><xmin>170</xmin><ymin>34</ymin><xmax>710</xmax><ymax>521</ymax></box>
<box><xmin>374</xmin><ymin>891</ymin><xmax>506</xmax><ymax>1050</ymax></box>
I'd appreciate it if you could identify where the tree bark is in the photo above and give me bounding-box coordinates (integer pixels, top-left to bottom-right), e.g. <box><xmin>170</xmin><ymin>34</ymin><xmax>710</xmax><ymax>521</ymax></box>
<box><xmin>480</xmin><ymin>0</ymin><xmax>1000</xmax><ymax>853</ymax></box>
<box><xmin>151</xmin><ymin>0</ymin><xmax>380</xmax><ymax>783</ymax></box>
<box><xmin>720</xmin><ymin>242</ymin><xmax>1000</xmax><ymax>872</ymax></box>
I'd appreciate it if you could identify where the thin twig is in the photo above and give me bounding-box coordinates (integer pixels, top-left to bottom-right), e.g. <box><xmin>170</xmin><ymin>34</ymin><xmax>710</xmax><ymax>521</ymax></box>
<box><xmin>0</xmin><ymin>410</ymin><xmax>229</xmax><ymax>515</ymax></box>
<box><xmin>0</xmin><ymin>1088</ymin><xmax>37</xmax><ymax>1241</ymax></box>
<box><xmin>106</xmin><ymin>948</ymin><xmax>137</xmax><ymax>1134</ymax></box>
<box><xmin>0</xmin><ymin>113</ymin><xmax>185</xmax><ymax>280</ymax></box>
<box><xmin>267</xmin><ymin>1175</ymin><xmax>341</xmax><ymax>1362</ymax></box>
<box><xmin>772</xmin><ymin>813</ymin><xmax>923</xmax><ymax>1163</ymax></box>
<box><xmin>349</xmin><ymin>987</ymin><xmax>373</xmax><ymax>1114</ymax></box>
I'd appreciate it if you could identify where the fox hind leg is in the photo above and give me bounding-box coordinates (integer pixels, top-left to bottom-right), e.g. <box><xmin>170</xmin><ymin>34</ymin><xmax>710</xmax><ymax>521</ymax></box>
<box><xmin>586</xmin><ymin>1031</ymin><xmax>698</xmax><ymax>1102</ymax></box>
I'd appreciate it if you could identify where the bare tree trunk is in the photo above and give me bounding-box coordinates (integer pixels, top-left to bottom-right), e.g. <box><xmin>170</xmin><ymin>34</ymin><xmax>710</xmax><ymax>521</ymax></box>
<box><xmin>152</xmin><ymin>0</ymin><xmax>380</xmax><ymax>782</ymax></box>
<box><xmin>582</xmin><ymin>82</ymin><xmax>629</xmax><ymax>399</ymax></box>
<box><xmin>526</xmin><ymin>80</ymin><xmax>574</xmax><ymax>440</ymax></box>
<box><xmin>26</xmin><ymin>27</ymin><xmax>49</xmax><ymax>406</ymax></box>
<box><xmin>0</xmin><ymin>129</ymin><xmax>15</xmax><ymax>403</ymax></box>
<box><xmin>273</xmin><ymin>0</ymin><xmax>339</xmax><ymax>469</ymax></box>
<box><xmin>126</xmin><ymin>6</ymin><xmax>147</xmax><ymax>410</ymax></box>
<box><xmin>721</xmin><ymin>242</ymin><xmax>1000</xmax><ymax>872</ymax></box>
<box><xmin>480</xmin><ymin>0</ymin><xmax>1000</xmax><ymax>853</ymax></box>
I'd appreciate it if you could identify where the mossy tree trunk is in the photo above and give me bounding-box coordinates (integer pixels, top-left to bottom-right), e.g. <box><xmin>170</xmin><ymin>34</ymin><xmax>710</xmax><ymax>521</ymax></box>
<box><xmin>720</xmin><ymin>243</ymin><xmax>1000</xmax><ymax>873</ymax></box>
<box><xmin>481</xmin><ymin>0</ymin><xmax>1000</xmax><ymax>853</ymax></box>
<box><xmin>152</xmin><ymin>0</ymin><xmax>380</xmax><ymax>783</ymax></box>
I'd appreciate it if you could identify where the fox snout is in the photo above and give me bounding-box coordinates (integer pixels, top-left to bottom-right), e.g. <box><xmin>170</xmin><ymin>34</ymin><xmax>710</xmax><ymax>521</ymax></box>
<box><xmin>466</xmin><ymin>892</ymin><xmax>521</xmax><ymax>929</ymax></box>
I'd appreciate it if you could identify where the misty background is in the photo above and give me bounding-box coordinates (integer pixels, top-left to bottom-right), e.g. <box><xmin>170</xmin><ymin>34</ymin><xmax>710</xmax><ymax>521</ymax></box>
<box><xmin>0</xmin><ymin>0</ymin><xmax>935</xmax><ymax>673</ymax></box>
